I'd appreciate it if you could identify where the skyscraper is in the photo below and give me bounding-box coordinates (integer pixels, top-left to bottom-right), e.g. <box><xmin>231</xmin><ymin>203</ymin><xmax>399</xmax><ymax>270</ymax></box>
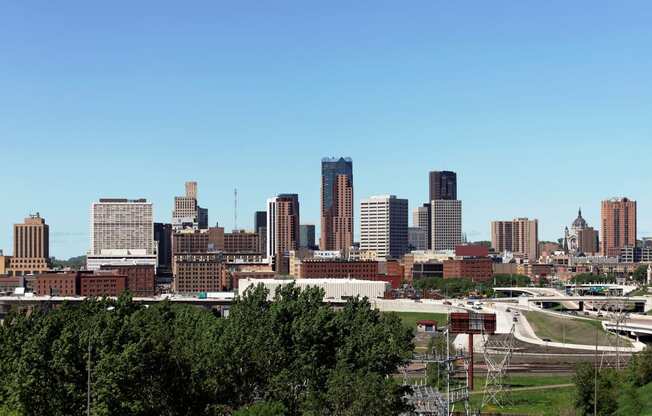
<box><xmin>300</xmin><ymin>224</ymin><xmax>316</xmax><ymax>249</ymax></box>
<box><xmin>413</xmin><ymin>203</ymin><xmax>431</xmax><ymax>249</ymax></box>
<box><xmin>154</xmin><ymin>222</ymin><xmax>173</xmax><ymax>275</ymax></box>
<box><xmin>360</xmin><ymin>195</ymin><xmax>408</xmax><ymax>259</ymax></box>
<box><xmin>87</xmin><ymin>198</ymin><xmax>156</xmax><ymax>270</ymax></box>
<box><xmin>320</xmin><ymin>157</ymin><xmax>353</xmax><ymax>252</ymax></box>
<box><xmin>431</xmin><ymin>200</ymin><xmax>462</xmax><ymax>250</ymax></box>
<box><xmin>601</xmin><ymin>197</ymin><xmax>637</xmax><ymax>257</ymax></box>
<box><xmin>491</xmin><ymin>218</ymin><xmax>539</xmax><ymax>261</ymax></box>
<box><xmin>254</xmin><ymin>211</ymin><xmax>267</xmax><ymax>231</ymax></box>
<box><xmin>173</xmin><ymin>181</ymin><xmax>208</xmax><ymax>230</ymax></box>
<box><xmin>429</xmin><ymin>171</ymin><xmax>457</xmax><ymax>201</ymax></box>
<box><xmin>9</xmin><ymin>213</ymin><xmax>51</xmax><ymax>276</ymax></box>
<box><xmin>254</xmin><ymin>211</ymin><xmax>267</xmax><ymax>256</ymax></box>
<box><xmin>266</xmin><ymin>194</ymin><xmax>300</xmax><ymax>260</ymax></box>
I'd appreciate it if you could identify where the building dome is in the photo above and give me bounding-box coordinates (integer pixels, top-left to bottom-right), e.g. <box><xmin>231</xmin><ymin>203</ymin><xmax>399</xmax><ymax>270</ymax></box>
<box><xmin>571</xmin><ymin>208</ymin><xmax>588</xmax><ymax>229</ymax></box>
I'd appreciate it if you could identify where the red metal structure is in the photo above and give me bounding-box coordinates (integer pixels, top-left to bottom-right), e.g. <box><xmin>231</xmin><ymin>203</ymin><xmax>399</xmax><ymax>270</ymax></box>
<box><xmin>449</xmin><ymin>312</ymin><xmax>496</xmax><ymax>390</ymax></box>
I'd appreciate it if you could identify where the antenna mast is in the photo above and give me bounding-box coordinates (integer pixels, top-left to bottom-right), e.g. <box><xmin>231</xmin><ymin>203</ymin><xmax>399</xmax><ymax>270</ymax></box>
<box><xmin>234</xmin><ymin>188</ymin><xmax>238</xmax><ymax>231</ymax></box>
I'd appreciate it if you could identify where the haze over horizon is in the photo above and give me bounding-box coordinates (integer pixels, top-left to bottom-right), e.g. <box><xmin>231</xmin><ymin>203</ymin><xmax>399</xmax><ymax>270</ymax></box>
<box><xmin>2</xmin><ymin>1</ymin><xmax>651</xmax><ymax>258</ymax></box>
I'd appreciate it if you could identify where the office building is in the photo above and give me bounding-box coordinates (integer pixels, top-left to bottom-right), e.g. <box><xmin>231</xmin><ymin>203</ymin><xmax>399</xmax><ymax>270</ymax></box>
<box><xmin>224</xmin><ymin>230</ymin><xmax>260</xmax><ymax>253</ymax></box>
<box><xmin>601</xmin><ymin>197</ymin><xmax>637</xmax><ymax>257</ymax></box>
<box><xmin>443</xmin><ymin>258</ymin><xmax>493</xmax><ymax>282</ymax></box>
<box><xmin>254</xmin><ymin>211</ymin><xmax>267</xmax><ymax>232</ymax></box>
<box><xmin>430</xmin><ymin>200</ymin><xmax>462</xmax><ymax>251</ymax></box>
<box><xmin>413</xmin><ymin>204</ymin><xmax>431</xmax><ymax>249</ymax></box>
<box><xmin>100</xmin><ymin>264</ymin><xmax>156</xmax><ymax>297</ymax></box>
<box><xmin>254</xmin><ymin>211</ymin><xmax>267</xmax><ymax>256</ymax></box>
<box><xmin>360</xmin><ymin>195</ymin><xmax>408</xmax><ymax>259</ymax></box>
<box><xmin>9</xmin><ymin>213</ymin><xmax>51</xmax><ymax>276</ymax></box>
<box><xmin>320</xmin><ymin>157</ymin><xmax>353</xmax><ymax>252</ymax></box>
<box><xmin>297</xmin><ymin>259</ymin><xmax>403</xmax><ymax>288</ymax></box>
<box><xmin>154</xmin><ymin>223</ymin><xmax>172</xmax><ymax>275</ymax></box>
<box><xmin>35</xmin><ymin>272</ymin><xmax>79</xmax><ymax>296</ymax></box>
<box><xmin>173</xmin><ymin>181</ymin><xmax>208</xmax><ymax>230</ymax></box>
<box><xmin>0</xmin><ymin>250</ymin><xmax>10</xmax><ymax>276</ymax></box>
<box><xmin>80</xmin><ymin>271</ymin><xmax>127</xmax><ymax>297</ymax></box>
<box><xmin>300</xmin><ymin>224</ymin><xmax>316</xmax><ymax>249</ymax></box>
<box><xmin>266</xmin><ymin>194</ymin><xmax>300</xmax><ymax>260</ymax></box>
<box><xmin>87</xmin><ymin>199</ymin><xmax>156</xmax><ymax>271</ymax></box>
<box><xmin>491</xmin><ymin>218</ymin><xmax>539</xmax><ymax>261</ymax></box>
<box><xmin>408</xmin><ymin>227</ymin><xmax>428</xmax><ymax>251</ymax></box>
<box><xmin>429</xmin><ymin>171</ymin><xmax>457</xmax><ymax>201</ymax></box>
<box><xmin>172</xmin><ymin>253</ymin><xmax>227</xmax><ymax>294</ymax></box>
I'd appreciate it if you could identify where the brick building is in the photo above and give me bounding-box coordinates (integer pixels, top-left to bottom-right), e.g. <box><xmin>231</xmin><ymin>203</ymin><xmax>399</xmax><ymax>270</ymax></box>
<box><xmin>172</xmin><ymin>228</ymin><xmax>223</xmax><ymax>254</ymax></box>
<box><xmin>224</xmin><ymin>230</ymin><xmax>260</xmax><ymax>253</ymax></box>
<box><xmin>35</xmin><ymin>271</ymin><xmax>130</xmax><ymax>297</ymax></box>
<box><xmin>172</xmin><ymin>253</ymin><xmax>227</xmax><ymax>294</ymax></box>
<box><xmin>10</xmin><ymin>213</ymin><xmax>51</xmax><ymax>276</ymax></box>
<box><xmin>35</xmin><ymin>272</ymin><xmax>80</xmax><ymax>296</ymax></box>
<box><xmin>100</xmin><ymin>264</ymin><xmax>156</xmax><ymax>296</ymax></box>
<box><xmin>455</xmin><ymin>244</ymin><xmax>489</xmax><ymax>257</ymax></box>
<box><xmin>298</xmin><ymin>259</ymin><xmax>403</xmax><ymax>288</ymax></box>
<box><xmin>443</xmin><ymin>258</ymin><xmax>493</xmax><ymax>282</ymax></box>
<box><xmin>601</xmin><ymin>197</ymin><xmax>637</xmax><ymax>257</ymax></box>
<box><xmin>80</xmin><ymin>273</ymin><xmax>127</xmax><ymax>297</ymax></box>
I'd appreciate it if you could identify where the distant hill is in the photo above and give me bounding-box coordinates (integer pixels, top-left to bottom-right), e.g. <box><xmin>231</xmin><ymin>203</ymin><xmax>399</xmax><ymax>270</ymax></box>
<box><xmin>51</xmin><ymin>255</ymin><xmax>86</xmax><ymax>270</ymax></box>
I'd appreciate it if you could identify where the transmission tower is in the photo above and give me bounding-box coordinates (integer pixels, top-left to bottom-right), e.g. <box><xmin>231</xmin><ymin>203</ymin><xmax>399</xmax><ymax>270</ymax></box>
<box><xmin>480</xmin><ymin>324</ymin><xmax>516</xmax><ymax>410</ymax></box>
<box><xmin>401</xmin><ymin>328</ymin><xmax>471</xmax><ymax>416</ymax></box>
<box><xmin>600</xmin><ymin>300</ymin><xmax>630</xmax><ymax>371</ymax></box>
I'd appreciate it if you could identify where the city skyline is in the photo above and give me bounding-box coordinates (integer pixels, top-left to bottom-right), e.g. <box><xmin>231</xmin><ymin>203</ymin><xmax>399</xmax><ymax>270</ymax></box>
<box><xmin>2</xmin><ymin>2</ymin><xmax>652</xmax><ymax>258</ymax></box>
<box><xmin>1</xmin><ymin>163</ymin><xmax>648</xmax><ymax>259</ymax></box>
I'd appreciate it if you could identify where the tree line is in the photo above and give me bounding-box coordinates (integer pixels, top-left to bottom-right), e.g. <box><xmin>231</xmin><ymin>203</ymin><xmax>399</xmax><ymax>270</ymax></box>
<box><xmin>574</xmin><ymin>348</ymin><xmax>652</xmax><ymax>415</ymax></box>
<box><xmin>0</xmin><ymin>285</ymin><xmax>414</xmax><ymax>416</ymax></box>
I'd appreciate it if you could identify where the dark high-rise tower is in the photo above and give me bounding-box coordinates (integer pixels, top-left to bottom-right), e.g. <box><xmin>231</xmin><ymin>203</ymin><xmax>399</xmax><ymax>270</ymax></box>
<box><xmin>429</xmin><ymin>171</ymin><xmax>457</xmax><ymax>201</ymax></box>
<box><xmin>254</xmin><ymin>211</ymin><xmax>267</xmax><ymax>231</ymax></box>
<box><xmin>320</xmin><ymin>157</ymin><xmax>353</xmax><ymax>252</ymax></box>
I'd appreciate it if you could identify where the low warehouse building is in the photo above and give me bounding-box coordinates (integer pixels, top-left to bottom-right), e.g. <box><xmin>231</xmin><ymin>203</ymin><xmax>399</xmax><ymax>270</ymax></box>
<box><xmin>237</xmin><ymin>278</ymin><xmax>388</xmax><ymax>301</ymax></box>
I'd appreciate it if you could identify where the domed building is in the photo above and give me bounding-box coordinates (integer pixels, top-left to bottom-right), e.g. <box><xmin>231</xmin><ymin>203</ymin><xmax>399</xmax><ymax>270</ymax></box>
<box><xmin>563</xmin><ymin>208</ymin><xmax>599</xmax><ymax>255</ymax></box>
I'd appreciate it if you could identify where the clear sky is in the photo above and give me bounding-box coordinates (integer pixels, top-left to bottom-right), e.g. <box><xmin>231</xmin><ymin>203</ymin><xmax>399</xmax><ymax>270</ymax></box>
<box><xmin>1</xmin><ymin>1</ymin><xmax>651</xmax><ymax>259</ymax></box>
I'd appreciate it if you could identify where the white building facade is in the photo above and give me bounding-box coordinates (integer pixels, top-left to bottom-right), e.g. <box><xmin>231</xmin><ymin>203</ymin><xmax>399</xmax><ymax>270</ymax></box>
<box><xmin>87</xmin><ymin>198</ymin><xmax>157</xmax><ymax>270</ymax></box>
<box><xmin>430</xmin><ymin>199</ymin><xmax>462</xmax><ymax>251</ymax></box>
<box><xmin>360</xmin><ymin>195</ymin><xmax>408</xmax><ymax>259</ymax></box>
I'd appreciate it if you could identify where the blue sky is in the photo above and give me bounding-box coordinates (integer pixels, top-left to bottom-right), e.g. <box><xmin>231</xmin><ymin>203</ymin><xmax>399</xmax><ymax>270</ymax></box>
<box><xmin>1</xmin><ymin>1</ymin><xmax>651</xmax><ymax>258</ymax></box>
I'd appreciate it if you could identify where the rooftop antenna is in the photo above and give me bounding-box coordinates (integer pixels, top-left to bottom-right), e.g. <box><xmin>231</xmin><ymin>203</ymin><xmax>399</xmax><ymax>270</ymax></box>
<box><xmin>234</xmin><ymin>188</ymin><xmax>238</xmax><ymax>231</ymax></box>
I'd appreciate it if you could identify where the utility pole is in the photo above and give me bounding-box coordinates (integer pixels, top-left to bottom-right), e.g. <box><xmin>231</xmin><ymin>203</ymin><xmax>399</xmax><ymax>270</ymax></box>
<box><xmin>87</xmin><ymin>336</ymin><xmax>91</xmax><ymax>416</ymax></box>
<box><xmin>594</xmin><ymin>326</ymin><xmax>598</xmax><ymax>416</ymax></box>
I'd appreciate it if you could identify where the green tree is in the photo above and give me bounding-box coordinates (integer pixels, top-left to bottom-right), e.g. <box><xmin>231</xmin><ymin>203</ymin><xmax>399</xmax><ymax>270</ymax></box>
<box><xmin>632</xmin><ymin>265</ymin><xmax>648</xmax><ymax>284</ymax></box>
<box><xmin>0</xmin><ymin>285</ymin><xmax>415</xmax><ymax>416</ymax></box>
<box><xmin>233</xmin><ymin>402</ymin><xmax>286</xmax><ymax>416</ymax></box>
<box><xmin>574</xmin><ymin>362</ymin><xmax>621</xmax><ymax>416</ymax></box>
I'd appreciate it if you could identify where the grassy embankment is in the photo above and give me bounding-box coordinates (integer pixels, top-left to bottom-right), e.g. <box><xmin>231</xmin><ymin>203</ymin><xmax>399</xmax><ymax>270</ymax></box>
<box><xmin>469</xmin><ymin>373</ymin><xmax>575</xmax><ymax>415</ymax></box>
<box><xmin>524</xmin><ymin>310</ymin><xmax>632</xmax><ymax>347</ymax></box>
<box><xmin>392</xmin><ymin>312</ymin><xmax>449</xmax><ymax>330</ymax></box>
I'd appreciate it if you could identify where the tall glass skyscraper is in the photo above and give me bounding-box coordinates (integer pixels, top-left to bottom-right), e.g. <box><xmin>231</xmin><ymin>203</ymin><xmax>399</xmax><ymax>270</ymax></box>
<box><xmin>320</xmin><ymin>157</ymin><xmax>353</xmax><ymax>252</ymax></box>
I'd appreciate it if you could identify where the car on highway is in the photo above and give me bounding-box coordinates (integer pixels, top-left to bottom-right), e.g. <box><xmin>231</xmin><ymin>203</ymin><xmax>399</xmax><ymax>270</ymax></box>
<box><xmin>542</xmin><ymin>338</ymin><xmax>552</xmax><ymax>342</ymax></box>
<box><xmin>513</xmin><ymin>317</ymin><xmax>518</xmax><ymax>322</ymax></box>
<box><xmin>506</xmin><ymin>308</ymin><xmax>512</xmax><ymax>313</ymax></box>
<box><xmin>443</xmin><ymin>301</ymin><xmax>452</xmax><ymax>305</ymax></box>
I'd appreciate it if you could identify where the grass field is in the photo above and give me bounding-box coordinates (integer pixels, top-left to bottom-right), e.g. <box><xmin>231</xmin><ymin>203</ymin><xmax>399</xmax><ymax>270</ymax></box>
<box><xmin>391</xmin><ymin>312</ymin><xmax>448</xmax><ymax>330</ymax></box>
<box><xmin>472</xmin><ymin>373</ymin><xmax>573</xmax><ymax>391</ymax></box>
<box><xmin>524</xmin><ymin>310</ymin><xmax>631</xmax><ymax>347</ymax></box>
<box><xmin>469</xmin><ymin>373</ymin><xmax>576</xmax><ymax>415</ymax></box>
